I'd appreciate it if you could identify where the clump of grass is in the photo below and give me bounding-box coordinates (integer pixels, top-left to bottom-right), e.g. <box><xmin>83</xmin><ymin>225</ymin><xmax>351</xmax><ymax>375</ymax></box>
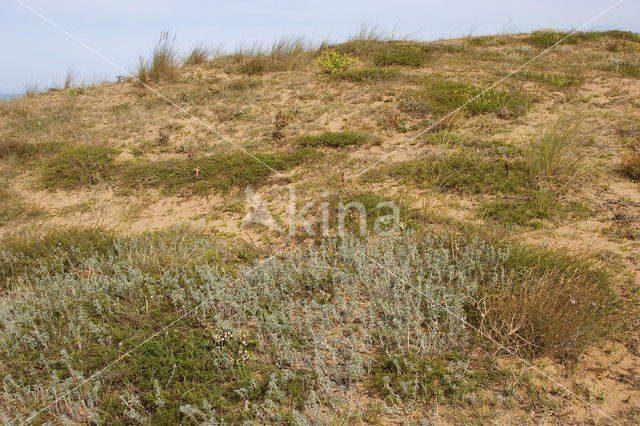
<box><xmin>620</xmin><ymin>140</ymin><xmax>640</xmax><ymax>180</ymax></box>
<box><xmin>481</xmin><ymin>117</ymin><xmax>589</xmax><ymax>227</ymax></box>
<box><xmin>515</xmin><ymin>71</ymin><xmax>581</xmax><ymax>88</ymax></box>
<box><xmin>477</xmin><ymin>245</ymin><xmax>617</xmax><ymax>360</ymax></box>
<box><xmin>39</xmin><ymin>145</ymin><xmax>119</xmax><ymax>189</ymax></box>
<box><xmin>316</xmin><ymin>48</ymin><xmax>358</xmax><ymax>74</ymax></box>
<box><xmin>525</xmin><ymin>116</ymin><xmax>586</xmax><ymax>192</ymax></box>
<box><xmin>118</xmin><ymin>149</ymin><xmax>316</xmax><ymax>195</ymax></box>
<box><xmin>337</xmin><ymin>67</ymin><xmax>399</xmax><ymax>82</ymax></box>
<box><xmin>234</xmin><ymin>37</ymin><xmax>318</xmax><ymax>75</ymax></box>
<box><xmin>372</xmin><ymin>43</ymin><xmax>431</xmax><ymax>67</ymax></box>
<box><xmin>295</xmin><ymin>131</ymin><xmax>375</xmax><ymax>148</ymax></box>
<box><xmin>401</xmin><ymin>79</ymin><xmax>529</xmax><ymax>118</ymax></box>
<box><xmin>137</xmin><ymin>31</ymin><xmax>179</xmax><ymax>83</ymax></box>
<box><xmin>239</xmin><ymin>57</ymin><xmax>266</xmax><ymax>75</ymax></box>
<box><xmin>525</xmin><ymin>30</ymin><xmax>576</xmax><ymax>48</ymax></box>
<box><xmin>183</xmin><ymin>44</ymin><xmax>209</xmax><ymax>66</ymax></box>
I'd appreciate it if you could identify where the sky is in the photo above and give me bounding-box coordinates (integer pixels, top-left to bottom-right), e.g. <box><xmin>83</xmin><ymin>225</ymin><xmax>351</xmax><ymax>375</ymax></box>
<box><xmin>1</xmin><ymin>0</ymin><xmax>638</xmax><ymax>94</ymax></box>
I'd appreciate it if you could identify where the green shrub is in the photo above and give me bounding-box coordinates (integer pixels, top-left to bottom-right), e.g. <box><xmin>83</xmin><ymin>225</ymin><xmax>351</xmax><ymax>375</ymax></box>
<box><xmin>525</xmin><ymin>30</ymin><xmax>576</xmax><ymax>48</ymax></box>
<box><xmin>373</xmin><ymin>43</ymin><xmax>431</xmax><ymax>67</ymax></box>
<box><xmin>295</xmin><ymin>131</ymin><xmax>374</xmax><ymax>148</ymax></box>
<box><xmin>316</xmin><ymin>49</ymin><xmax>358</xmax><ymax>74</ymax></box>
<box><xmin>467</xmin><ymin>35</ymin><xmax>506</xmax><ymax>46</ymax></box>
<box><xmin>481</xmin><ymin>191</ymin><xmax>555</xmax><ymax>227</ymax></box>
<box><xmin>39</xmin><ymin>145</ymin><xmax>118</xmax><ymax>189</ymax></box>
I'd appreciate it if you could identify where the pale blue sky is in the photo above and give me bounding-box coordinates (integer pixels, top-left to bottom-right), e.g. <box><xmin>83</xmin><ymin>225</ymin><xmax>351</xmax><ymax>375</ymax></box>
<box><xmin>1</xmin><ymin>0</ymin><xmax>638</xmax><ymax>94</ymax></box>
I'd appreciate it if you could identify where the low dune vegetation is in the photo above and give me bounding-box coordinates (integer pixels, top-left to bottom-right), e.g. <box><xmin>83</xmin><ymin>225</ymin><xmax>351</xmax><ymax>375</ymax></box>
<box><xmin>1</xmin><ymin>28</ymin><xmax>640</xmax><ymax>423</ymax></box>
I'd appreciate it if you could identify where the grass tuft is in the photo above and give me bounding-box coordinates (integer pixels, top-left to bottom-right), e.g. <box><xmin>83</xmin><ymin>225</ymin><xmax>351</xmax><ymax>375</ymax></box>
<box><xmin>183</xmin><ymin>44</ymin><xmax>209</xmax><ymax>66</ymax></box>
<box><xmin>137</xmin><ymin>31</ymin><xmax>179</xmax><ymax>83</ymax></box>
<box><xmin>620</xmin><ymin>140</ymin><xmax>640</xmax><ymax>180</ymax></box>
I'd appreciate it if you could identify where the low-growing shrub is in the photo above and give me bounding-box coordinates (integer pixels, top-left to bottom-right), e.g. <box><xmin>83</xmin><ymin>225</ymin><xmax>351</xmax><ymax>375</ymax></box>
<box><xmin>117</xmin><ymin>149</ymin><xmax>316</xmax><ymax>195</ymax></box>
<box><xmin>576</xmin><ymin>30</ymin><xmax>640</xmax><ymax>43</ymax></box>
<box><xmin>39</xmin><ymin>145</ymin><xmax>119</xmax><ymax>189</ymax></box>
<box><xmin>295</xmin><ymin>131</ymin><xmax>375</xmax><ymax>148</ymax></box>
<box><xmin>373</xmin><ymin>43</ymin><xmax>431</xmax><ymax>67</ymax></box>
<box><xmin>525</xmin><ymin>30</ymin><xmax>576</xmax><ymax>48</ymax></box>
<box><xmin>316</xmin><ymin>49</ymin><xmax>358</xmax><ymax>74</ymax></box>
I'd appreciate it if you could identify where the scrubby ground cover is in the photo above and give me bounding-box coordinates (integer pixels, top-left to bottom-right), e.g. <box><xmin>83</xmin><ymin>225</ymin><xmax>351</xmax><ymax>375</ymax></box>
<box><xmin>1</xmin><ymin>28</ymin><xmax>640</xmax><ymax>423</ymax></box>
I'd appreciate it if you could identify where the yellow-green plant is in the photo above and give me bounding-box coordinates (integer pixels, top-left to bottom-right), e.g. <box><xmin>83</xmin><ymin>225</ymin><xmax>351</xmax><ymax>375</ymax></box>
<box><xmin>316</xmin><ymin>48</ymin><xmax>358</xmax><ymax>74</ymax></box>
